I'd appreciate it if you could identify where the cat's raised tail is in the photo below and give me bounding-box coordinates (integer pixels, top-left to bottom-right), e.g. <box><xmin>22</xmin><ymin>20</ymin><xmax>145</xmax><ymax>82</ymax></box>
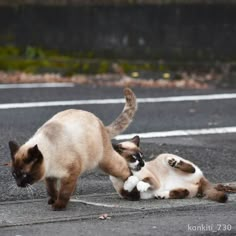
<box><xmin>106</xmin><ymin>88</ymin><xmax>137</xmax><ymax>139</ymax></box>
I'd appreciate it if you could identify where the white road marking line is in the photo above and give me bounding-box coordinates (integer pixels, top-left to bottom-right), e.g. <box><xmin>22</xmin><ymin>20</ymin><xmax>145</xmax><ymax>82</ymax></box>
<box><xmin>70</xmin><ymin>199</ymin><xmax>119</xmax><ymax>208</ymax></box>
<box><xmin>116</xmin><ymin>127</ymin><xmax>236</xmax><ymax>140</ymax></box>
<box><xmin>0</xmin><ymin>99</ymin><xmax>124</xmax><ymax>109</ymax></box>
<box><xmin>0</xmin><ymin>83</ymin><xmax>74</xmax><ymax>89</ymax></box>
<box><xmin>70</xmin><ymin>189</ymin><xmax>236</xmax><ymax>209</ymax></box>
<box><xmin>137</xmin><ymin>93</ymin><xmax>236</xmax><ymax>103</ymax></box>
<box><xmin>0</xmin><ymin>93</ymin><xmax>236</xmax><ymax>109</ymax></box>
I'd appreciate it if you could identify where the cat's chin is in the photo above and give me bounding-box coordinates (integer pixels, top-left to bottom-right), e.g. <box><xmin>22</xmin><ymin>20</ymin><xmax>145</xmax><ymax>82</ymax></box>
<box><xmin>16</xmin><ymin>182</ymin><xmax>34</xmax><ymax>188</ymax></box>
<box><xmin>17</xmin><ymin>183</ymin><xmax>28</xmax><ymax>188</ymax></box>
<box><xmin>16</xmin><ymin>178</ymin><xmax>38</xmax><ymax>187</ymax></box>
<box><xmin>133</xmin><ymin>166</ymin><xmax>142</xmax><ymax>171</ymax></box>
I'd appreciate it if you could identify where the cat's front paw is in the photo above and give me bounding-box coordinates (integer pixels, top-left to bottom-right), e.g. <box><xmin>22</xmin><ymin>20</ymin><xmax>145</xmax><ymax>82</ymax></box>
<box><xmin>52</xmin><ymin>200</ymin><xmax>67</xmax><ymax>211</ymax></box>
<box><xmin>123</xmin><ymin>176</ymin><xmax>139</xmax><ymax>192</ymax></box>
<box><xmin>137</xmin><ymin>181</ymin><xmax>150</xmax><ymax>192</ymax></box>
<box><xmin>48</xmin><ymin>198</ymin><xmax>56</xmax><ymax>205</ymax></box>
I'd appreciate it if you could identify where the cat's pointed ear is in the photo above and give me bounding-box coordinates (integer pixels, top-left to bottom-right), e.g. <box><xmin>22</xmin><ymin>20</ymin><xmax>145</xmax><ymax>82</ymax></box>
<box><xmin>131</xmin><ymin>136</ymin><xmax>140</xmax><ymax>147</ymax></box>
<box><xmin>27</xmin><ymin>145</ymin><xmax>43</xmax><ymax>164</ymax></box>
<box><xmin>9</xmin><ymin>141</ymin><xmax>19</xmax><ymax>160</ymax></box>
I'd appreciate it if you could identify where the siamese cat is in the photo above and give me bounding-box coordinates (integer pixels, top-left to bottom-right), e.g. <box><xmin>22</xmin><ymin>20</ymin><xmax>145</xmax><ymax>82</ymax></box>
<box><xmin>8</xmin><ymin>88</ymin><xmax>138</xmax><ymax>210</ymax></box>
<box><xmin>111</xmin><ymin>136</ymin><xmax>235</xmax><ymax>203</ymax></box>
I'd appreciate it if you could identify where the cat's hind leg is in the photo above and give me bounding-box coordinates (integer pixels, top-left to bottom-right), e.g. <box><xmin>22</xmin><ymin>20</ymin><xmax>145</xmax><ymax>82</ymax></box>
<box><xmin>198</xmin><ymin>177</ymin><xmax>228</xmax><ymax>203</ymax></box>
<box><xmin>214</xmin><ymin>184</ymin><xmax>236</xmax><ymax>193</ymax></box>
<box><xmin>169</xmin><ymin>188</ymin><xmax>190</xmax><ymax>199</ymax></box>
<box><xmin>168</xmin><ymin>158</ymin><xmax>195</xmax><ymax>173</ymax></box>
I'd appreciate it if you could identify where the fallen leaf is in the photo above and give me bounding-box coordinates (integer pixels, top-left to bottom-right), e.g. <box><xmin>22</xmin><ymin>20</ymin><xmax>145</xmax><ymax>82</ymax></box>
<box><xmin>99</xmin><ymin>213</ymin><xmax>111</xmax><ymax>220</ymax></box>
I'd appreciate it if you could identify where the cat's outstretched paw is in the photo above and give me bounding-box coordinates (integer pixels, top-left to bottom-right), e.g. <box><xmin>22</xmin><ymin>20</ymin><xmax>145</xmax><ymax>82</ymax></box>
<box><xmin>137</xmin><ymin>181</ymin><xmax>150</xmax><ymax>192</ymax></box>
<box><xmin>123</xmin><ymin>176</ymin><xmax>139</xmax><ymax>192</ymax></box>
<box><xmin>52</xmin><ymin>201</ymin><xmax>67</xmax><ymax>211</ymax></box>
<box><xmin>168</xmin><ymin>158</ymin><xmax>178</xmax><ymax>167</ymax></box>
<box><xmin>48</xmin><ymin>198</ymin><xmax>56</xmax><ymax>205</ymax></box>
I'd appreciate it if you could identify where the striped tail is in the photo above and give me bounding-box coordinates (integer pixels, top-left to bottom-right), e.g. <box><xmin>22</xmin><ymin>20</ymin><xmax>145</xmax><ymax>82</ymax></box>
<box><xmin>106</xmin><ymin>88</ymin><xmax>137</xmax><ymax>139</ymax></box>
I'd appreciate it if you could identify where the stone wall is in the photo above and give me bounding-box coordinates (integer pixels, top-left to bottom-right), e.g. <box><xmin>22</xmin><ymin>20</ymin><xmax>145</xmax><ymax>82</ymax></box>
<box><xmin>0</xmin><ymin>3</ymin><xmax>235</xmax><ymax>60</ymax></box>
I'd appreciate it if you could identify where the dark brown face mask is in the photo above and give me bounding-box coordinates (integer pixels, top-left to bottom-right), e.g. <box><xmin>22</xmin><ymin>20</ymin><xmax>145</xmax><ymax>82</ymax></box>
<box><xmin>131</xmin><ymin>152</ymin><xmax>145</xmax><ymax>170</ymax></box>
<box><xmin>9</xmin><ymin>142</ymin><xmax>44</xmax><ymax>188</ymax></box>
<box><xmin>12</xmin><ymin>170</ymin><xmax>34</xmax><ymax>187</ymax></box>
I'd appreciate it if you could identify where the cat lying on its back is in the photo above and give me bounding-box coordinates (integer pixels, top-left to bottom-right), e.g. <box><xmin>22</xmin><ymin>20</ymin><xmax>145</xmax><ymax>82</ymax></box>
<box><xmin>111</xmin><ymin>136</ymin><xmax>235</xmax><ymax>202</ymax></box>
<box><xmin>8</xmin><ymin>88</ymin><xmax>138</xmax><ymax>210</ymax></box>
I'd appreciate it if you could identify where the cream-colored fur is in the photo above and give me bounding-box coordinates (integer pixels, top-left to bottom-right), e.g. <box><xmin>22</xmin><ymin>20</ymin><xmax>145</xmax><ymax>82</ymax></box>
<box><xmin>111</xmin><ymin>138</ymin><xmax>228</xmax><ymax>203</ymax></box>
<box><xmin>128</xmin><ymin>153</ymin><xmax>203</xmax><ymax>199</ymax></box>
<box><xmin>9</xmin><ymin>88</ymin><xmax>138</xmax><ymax>210</ymax></box>
<box><xmin>30</xmin><ymin>110</ymin><xmax>107</xmax><ymax>178</ymax></box>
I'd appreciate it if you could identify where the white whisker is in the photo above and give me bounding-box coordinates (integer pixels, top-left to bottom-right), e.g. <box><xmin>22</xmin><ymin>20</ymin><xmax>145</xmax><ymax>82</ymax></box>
<box><xmin>7</xmin><ymin>183</ymin><xmax>16</xmax><ymax>191</ymax></box>
<box><xmin>13</xmin><ymin>186</ymin><xmax>19</xmax><ymax>196</ymax></box>
<box><xmin>8</xmin><ymin>184</ymin><xmax>17</xmax><ymax>195</ymax></box>
<box><xmin>29</xmin><ymin>184</ymin><xmax>36</xmax><ymax>192</ymax></box>
<box><xmin>26</xmin><ymin>186</ymin><xmax>29</xmax><ymax>197</ymax></box>
<box><xmin>27</xmin><ymin>184</ymin><xmax>35</xmax><ymax>198</ymax></box>
<box><xmin>18</xmin><ymin>187</ymin><xmax>24</xmax><ymax>196</ymax></box>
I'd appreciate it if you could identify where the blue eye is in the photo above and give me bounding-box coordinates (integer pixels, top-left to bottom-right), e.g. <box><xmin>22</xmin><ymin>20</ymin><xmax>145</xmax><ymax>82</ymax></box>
<box><xmin>12</xmin><ymin>171</ymin><xmax>28</xmax><ymax>179</ymax></box>
<box><xmin>132</xmin><ymin>152</ymin><xmax>143</xmax><ymax>159</ymax></box>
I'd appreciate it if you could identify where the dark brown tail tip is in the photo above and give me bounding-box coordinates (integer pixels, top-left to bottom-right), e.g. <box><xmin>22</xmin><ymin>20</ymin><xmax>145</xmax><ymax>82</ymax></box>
<box><xmin>218</xmin><ymin>192</ymin><xmax>228</xmax><ymax>203</ymax></box>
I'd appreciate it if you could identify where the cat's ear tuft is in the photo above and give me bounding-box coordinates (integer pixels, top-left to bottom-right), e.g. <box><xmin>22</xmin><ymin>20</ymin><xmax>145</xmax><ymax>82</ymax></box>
<box><xmin>27</xmin><ymin>145</ymin><xmax>43</xmax><ymax>164</ymax></box>
<box><xmin>9</xmin><ymin>141</ymin><xmax>19</xmax><ymax>160</ymax></box>
<box><xmin>131</xmin><ymin>136</ymin><xmax>140</xmax><ymax>147</ymax></box>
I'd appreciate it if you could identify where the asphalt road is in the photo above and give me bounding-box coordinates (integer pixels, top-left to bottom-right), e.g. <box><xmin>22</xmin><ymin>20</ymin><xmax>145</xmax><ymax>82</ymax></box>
<box><xmin>0</xmin><ymin>84</ymin><xmax>235</xmax><ymax>235</ymax></box>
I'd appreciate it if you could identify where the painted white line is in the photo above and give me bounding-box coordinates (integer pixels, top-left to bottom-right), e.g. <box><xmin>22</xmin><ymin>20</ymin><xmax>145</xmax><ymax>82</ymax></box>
<box><xmin>137</xmin><ymin>93</ymin><xmax>236</xmax><ymax>103</ymax></box>
<box><xmin>116</xmin><ymin>126</ymin><xmax>236</xmax><ymax>140</ymax></box>
<box><xmin>0</xmin><ymin>83</ymin><xmax>74</xmax><ymax>89</ymax></box>
<box><xmin>0</xmin><ymin>99</ymin><xmax>125</xmax><ymax>109</ymax></box>
<box><xmin>70</xmin><ymin>189</ymin><xmax>236</xmax><ymax>210</ymax></box>
<box><xmin>0</xmin><ymin>93</ymin><xmax>236</xmax><ymax>109</ymax></box>
<box><xmin>70</xmin><ymin>199</ymin><xmax>119</xmax><ymax>208</ymax></box>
